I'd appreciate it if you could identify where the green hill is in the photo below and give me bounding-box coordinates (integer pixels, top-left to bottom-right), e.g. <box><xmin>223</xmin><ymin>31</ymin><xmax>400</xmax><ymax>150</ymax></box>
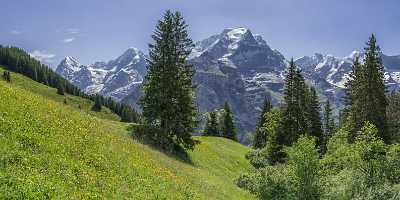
<box><xmin>0</xmin><ymin>68</ymin><xmax>255</xmax><ymax>199</ymax></box>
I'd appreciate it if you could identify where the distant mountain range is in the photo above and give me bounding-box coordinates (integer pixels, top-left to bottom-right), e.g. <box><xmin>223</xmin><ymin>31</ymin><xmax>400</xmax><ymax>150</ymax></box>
<box><xmin>56</xmin><ymin>27</ymin><xmax>400</xmax><ymax>143</ymax></box>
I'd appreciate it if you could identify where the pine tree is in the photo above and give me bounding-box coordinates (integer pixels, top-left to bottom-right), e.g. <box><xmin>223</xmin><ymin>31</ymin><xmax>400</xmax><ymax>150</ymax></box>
<box><xmin>281</xmin><ymin>59</ymin><xmax>308</xmax><ymax>146</ymax></box>
<box><xmin>345</xmin><ymin>35</ymin><xmax>388</xmax><ymax>142</ymax></box>
<box><xmin>323</xmin><ymin>99</ymin><xmax>335</xmax><ymax>138</ymax></box>
<box><xmin>202</xmin><ymin>111</ymin><xmax>219</xmax><ymax>136</ymax></box>
<box><xmin>92</xmin><ymin>95</ymin><xmax>102</xmax><ymax>111</ymax></box>
<box><xmin>305</xmin><ymin>87</ymin><xmax>323</xmax><ymax>149</ymax></box>
<box><xmin>57</xmin><ymin>82</ymin><xmax>65</xmax><ymax>95</ymax></box>
<box><xmin>140</xmin><ymin>10</ymin><xmax>196</xmax><ymax>150</ymax></box>
<box><xmin>387</xmin><ymin>91</ymin><xmax>400</xmax><ymax>143</ymax></box>
<box><xmin>253</xmin><ymin>97</ymin><xmax>272</xmax><ymax>149</ymax></box>
<box><xmin>220</xmin><ymin>102</ymin><xmax>237</xmax><ymax>141</ymax></box>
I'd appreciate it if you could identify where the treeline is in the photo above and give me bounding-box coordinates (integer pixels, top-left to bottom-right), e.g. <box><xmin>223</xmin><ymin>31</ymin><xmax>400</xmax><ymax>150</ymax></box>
<box><xmin>0</xmin><ymin>46</ymin><xmax>138</xmax><ymax>123</ymax></box>
<box><xmin>237</xmin><ymin>35</ymin><xmax>400</xmax><ymax>199</ymax></box>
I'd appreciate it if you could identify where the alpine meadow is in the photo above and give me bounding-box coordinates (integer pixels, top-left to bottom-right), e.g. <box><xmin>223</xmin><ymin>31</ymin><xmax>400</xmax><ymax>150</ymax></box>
<box><xmin>1</xmin><ymin>1</ymin><xmax>400</xmax><ymax>199</ymax></box>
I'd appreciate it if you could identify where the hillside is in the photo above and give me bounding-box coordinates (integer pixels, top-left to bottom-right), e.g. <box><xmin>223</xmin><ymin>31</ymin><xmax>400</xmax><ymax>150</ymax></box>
<box><xmin>0</xmin><ymin>68</ymin><xmax>255</xmax><ymax>199</ymax></box>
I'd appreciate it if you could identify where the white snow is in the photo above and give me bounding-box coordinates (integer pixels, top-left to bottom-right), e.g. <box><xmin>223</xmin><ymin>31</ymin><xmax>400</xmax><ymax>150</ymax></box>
<box><xmin>226</xmin><ymin>28</ymin><xmax>248</xmax><ymax>42</ymax></box>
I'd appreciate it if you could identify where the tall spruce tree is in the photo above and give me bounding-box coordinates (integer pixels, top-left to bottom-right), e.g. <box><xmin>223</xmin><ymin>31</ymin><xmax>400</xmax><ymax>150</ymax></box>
<box><xmin>202</xmin><ymin>111</ymin><xmax>219</xmax><ymax>136</ymax></box>
<box><xmin>140</xmin><ymin>10</ymin><xmax>196</xmax><ymax>150</ymax></box>
<box><xmin>281</xmin><ymin>59</ymin><xmax>308</xmax><ymax>145</ymax></box>
<box><xmin>387</xmin><ymin>91</ymin><xmax>400</xmax><ymax>143</ymax></box>
<box><xmin>92</xmin><ymin>95</ymin><xmax>102</xmax><ymax>111</ymax></box>
<box><xmin>220</xmin><ymin>102</ymin><xmax>237</xmax><ymax>141</ymax></box>
<box><xmin>57</xmin><ymin>82</ymin><xmax>65</xmax><ymax>95</ymax></box>
<box><xmin>305</xmin><ymin>87</ymin><xmax>323</xmax><ymax>149</ymax></box>
<box><xmin>323</xmin><ymin>99</ymin><xmax>335</xmax><ymax>138</ymax></box>
<box><xmin>253</xmin><ymin>97</ymin><xmax>272</xmax><ymax>149</ymax></box>
<box><xmin>322</xmin><ymin>99</ymin><xmax>335</xmax><ymax>153</ymax></box>
<box><xmin>346</xmin><ymin>35</ymin><xmax>388</xmax><ymax>142</ymax></box>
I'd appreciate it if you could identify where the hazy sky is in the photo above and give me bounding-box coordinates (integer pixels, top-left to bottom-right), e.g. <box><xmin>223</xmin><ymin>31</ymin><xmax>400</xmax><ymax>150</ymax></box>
<box><xmin>1</xmin><ymin>0</ymin><xmax>399</xmax><ymax>67</ymax></box>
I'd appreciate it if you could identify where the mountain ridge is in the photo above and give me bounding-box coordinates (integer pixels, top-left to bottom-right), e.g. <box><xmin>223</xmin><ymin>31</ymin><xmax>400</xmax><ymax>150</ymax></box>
<box><xmin>56</xmin><ymin>27</ymin><xmax>400</xmax><ymax>143</ymax></box>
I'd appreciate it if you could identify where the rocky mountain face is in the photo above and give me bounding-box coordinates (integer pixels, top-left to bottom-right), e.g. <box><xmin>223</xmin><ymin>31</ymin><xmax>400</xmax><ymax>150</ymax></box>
<box><xmin>56</xmin><ymin>48</ymin><xmax>147</xmax><ymax>101</ymax></box>
<box><xmin>56</xmin><ymin>28</ymin><xmax>400</xmax><ymax>143</ymax></box>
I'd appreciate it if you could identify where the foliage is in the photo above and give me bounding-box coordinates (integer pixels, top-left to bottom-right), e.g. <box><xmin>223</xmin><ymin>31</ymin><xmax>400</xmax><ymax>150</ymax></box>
<box><xmin>238</xmin><ymin>35</ymin><xmax>399</xmax><ymax>200</ymax></box>
<box><xmin>286</xmin><ymin>136</ymin><xmax>320</xmax><ymax>200</ymax></box>
<box><xmin>386</xmin><ymin>144</ymin><xmax>400</xmax><ymax>184</ymax></box>
<box><xmin>305</xmin><ymin>87</ymin><xmax>324</xmax><ymax>150</ymax></box>
<box><xmin>253</xmin><ymin>97</ymin><xmax>272</xmax><ymax>149</ymax></box>
<box><xmin>202</xmin><ymin>111</ymin><xmax>220</xmax><ymax>136</ymax></box>
<box><xmin>2</xmin><ymin>70</ymin><xmax>11</xmax><ymax>82</ymax></box>
<box><xmin>387</xmin><ymin>91</ymin><xmax>400</xmax><ymax>143</ymax></box>
<box><xmin>220</xmin><ymin>102</ymin><xmax>237</xmax><ymax>141</ymax></box>
<box><xmin>345</xmin><ymin>35</ymin><xmax>388</xmax><ymax>142</ymax></box>
<box><xmin>320</xmin><ymin>122</ymin><xmax>399</xmax><ymax>199</ymax></box>
<box><xmin>281</xmin><ymin>59</ymin><xmax>308</xmax><ymax>145</ymax></box>
<box><xmin>91</xmin><ymin>95</ymin><xmax>102</xmax><ymax>111</ymax></box>
<box><xmin>322</xmin><ymin>99</ymin><xmax>335</xmax><ymax>153</ymax></box>
<box><xmin>238</xmin><ymin>136</ymin><xmax>320</xmax><ymax>200</ymax></box>
<box><xmin>56</xmin><ymin>81</ymin><xmax>64</xmax><ymax>95</ymax></box>
<box><xmin>140</xmin><ymin>10</ymin><xmax>197</xmax><ymax>151</ymax></box>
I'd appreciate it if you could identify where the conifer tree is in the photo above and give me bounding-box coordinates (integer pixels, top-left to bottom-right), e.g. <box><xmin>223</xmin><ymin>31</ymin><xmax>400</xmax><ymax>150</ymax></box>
<box><xmin>346</xmin><ymin>35</ymin><xmax>388</xmax><ymax>142</ymax></box>
<box><xmin>323</xmin><ymin>99</ymin><xmax>335</xmax><ymax>138</ymax></box>
<box><xmin>202</xmin><ymin>111</ymin><xmax>219</xmax><ymax>136</ymax></box>
<box><xmin>253</xmin><ymin>97</ymin><xmax>272</xmax><ymax>149</ymax></box>
<box><xmin>387</xmin><ymin>91</ymin><xmax>400</xmax><ymax>143</ymax></box>
<box><xmin>281</xmin><ymin>59</ymin><xmax>308</xmax><ymax>145</ymax></box>
<box><xmin>92</xmin><ymin>95</ymin><xmax>102</xmax><ymax>111</ymax></box>
<box><xmin>321</xmin><ymin>99</ymin><xmax>335</xmax><ymax>153</ymax></box>
<box><xmin>140</xmin><ymin>10</ymin><xmax>196</xmax><ymax>150</ymax></box>
<box><xmin>220</xmin><ymin>102</ymin><xmax>237</xmax><ymax>141</ymax></box>
<box><xmin>305</xmin><ymin>87</ymin><xmax>323</xmax><ymax>149</ymax></box>
<box><xmin>57</xmin><ymin>82</ymin><xmax>65</xmax><ymax>95</ymax></box>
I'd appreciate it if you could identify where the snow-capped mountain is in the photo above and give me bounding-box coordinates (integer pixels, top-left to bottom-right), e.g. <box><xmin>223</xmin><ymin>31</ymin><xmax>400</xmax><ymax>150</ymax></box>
<box><xmin>56</xmin><ymin>48</ymin><xmax>147</xmax><ymax>101</ymax></box>
<box><xmin>295</xmin><ymin>51</ymin><xmax>400</xmax><ymax>95</ymax></box>
<box><xmin>56</xmin><ymin>27</ymin><xmax>400</xmax><ymax>143</ymax></box>
<box><xmin>186</xmin><ymin>28</ymin><xmax>287</xmax><ymax>142</ymax></box>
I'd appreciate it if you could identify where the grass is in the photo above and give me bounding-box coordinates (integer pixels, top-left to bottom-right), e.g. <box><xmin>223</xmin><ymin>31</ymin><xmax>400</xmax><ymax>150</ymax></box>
<box><xmin>0</xmin><ymin>67</ymin><xmax>120</xmax><ymax>122</ymax></box>
<box><xmin>0</xmin><ymin>68</ymin><xmax>255</xmax><ymax>199</ymax></box>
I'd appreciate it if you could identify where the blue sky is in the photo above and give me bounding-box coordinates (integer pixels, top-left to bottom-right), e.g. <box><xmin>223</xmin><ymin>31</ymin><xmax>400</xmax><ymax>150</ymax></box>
<box><xmin>1</xmin><ymin>0</ymin><xmax>400</xmax><ymax>67</ymax></box>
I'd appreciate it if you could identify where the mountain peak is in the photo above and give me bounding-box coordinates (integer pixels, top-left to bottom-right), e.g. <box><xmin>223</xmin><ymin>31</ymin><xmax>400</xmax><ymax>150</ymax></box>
<box><xmin>56</xmin><ymin>56</ymin><xmax>82</xmax><ymax>79</ymax></box>
<box><xmin>222</xmin><ymin>27</ymin><xmax>250</xmax><ymax>40</ymax></box>
<box><xmin>120</xmin><ymin>47</ymin><xmax>143</xmax><ymax>60</ymax></box>
<box><xmin>64</xmin><ymin>56</ymin><xmax>80</xmax><ymax>65</ymax></box>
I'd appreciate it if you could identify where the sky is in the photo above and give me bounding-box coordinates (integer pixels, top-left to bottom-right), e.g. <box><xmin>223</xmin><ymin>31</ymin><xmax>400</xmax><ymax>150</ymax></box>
<box><xmin>1</xmin><ymin>0</ymin><xmax>400</xmax><ymax>68</ymax></box>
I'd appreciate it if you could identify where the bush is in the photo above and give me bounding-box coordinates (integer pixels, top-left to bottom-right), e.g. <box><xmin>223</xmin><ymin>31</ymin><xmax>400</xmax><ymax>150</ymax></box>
<box><xmin>235</xmin><ymin>172</ymin><xmax>261</xmax><ymax>195</ymax></box>
<box><xmin>286</xmin><ymin>135</ymin><xmax>320</xmax><ymax>200</ymax></box>
<box><xmin>245</xmin><ymin>149</ymin><xmax>270</xmax><ymax>169</ymax></box>
<box><xmin>386</xmin><ymin>144</ymin><xmax>400</xmax><ymax>184</ymax></box>
<box><xmin>2</xmin><ymin>71</ymin><xmax>11</xmax><ymax>82</ymax></box>
<box><xmin>258</xmin><ymin>166</ymin><xmax>297</xmax><ymax>200</ymax></box>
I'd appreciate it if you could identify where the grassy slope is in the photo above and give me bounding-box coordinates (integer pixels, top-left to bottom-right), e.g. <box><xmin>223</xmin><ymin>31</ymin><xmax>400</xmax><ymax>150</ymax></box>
<box><xmin>0</xmin><ymin>67</ymin><xmax>121</xmax><ymax>122</ymax></box>
<box><xmin>0</xmin><ymin>69</ymin><xmax>255</xmax><ymax>199</ymax></box>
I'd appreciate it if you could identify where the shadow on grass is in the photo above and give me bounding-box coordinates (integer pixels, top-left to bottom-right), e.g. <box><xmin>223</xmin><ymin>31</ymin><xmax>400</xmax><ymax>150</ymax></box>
<box><xmin>127</xmin><ymin>124</ymin><xmax>199</xmax><ymax>165</ymax></box>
